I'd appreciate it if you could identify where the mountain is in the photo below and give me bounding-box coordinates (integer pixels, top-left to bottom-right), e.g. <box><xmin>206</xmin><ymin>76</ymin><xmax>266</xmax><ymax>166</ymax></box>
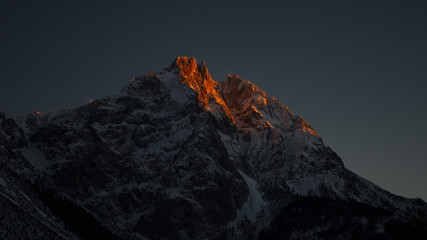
<box><xmin>0</xmin><ymin>57</ymin><xmax>426</xmax><ymax>239</ymax></box>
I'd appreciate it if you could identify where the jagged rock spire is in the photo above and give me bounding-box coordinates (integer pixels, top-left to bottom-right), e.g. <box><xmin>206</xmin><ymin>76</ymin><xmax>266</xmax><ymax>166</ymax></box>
<box><xmin>171</xmin><ymin>57</ymin><xmax>234</xmax><ymax>121</ymax></box>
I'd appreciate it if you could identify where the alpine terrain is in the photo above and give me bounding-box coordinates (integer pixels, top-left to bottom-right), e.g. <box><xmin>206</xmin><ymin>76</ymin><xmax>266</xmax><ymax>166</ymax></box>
<box><xmin>0</xmin><ymin>57</ymin><xmax>426</xmax><ymax>240</ymax></box>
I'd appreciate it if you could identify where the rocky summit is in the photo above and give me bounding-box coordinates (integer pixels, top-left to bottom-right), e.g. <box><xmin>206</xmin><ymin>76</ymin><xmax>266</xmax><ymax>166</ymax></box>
<box><xmin>0</xmin><ymin>57</ymin><xmax>426</xmax><ymax>240</ymax></box>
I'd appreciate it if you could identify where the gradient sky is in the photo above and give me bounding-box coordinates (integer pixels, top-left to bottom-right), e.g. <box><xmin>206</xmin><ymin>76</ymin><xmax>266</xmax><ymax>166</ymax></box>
<box><xmin>1</xmin><ymin>1</ymin><xmax>426</xmax><ymax>200</ymax></box>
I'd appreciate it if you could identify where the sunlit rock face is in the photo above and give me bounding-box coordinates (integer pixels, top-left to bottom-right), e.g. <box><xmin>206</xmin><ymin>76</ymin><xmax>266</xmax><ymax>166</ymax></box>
<box><xmin>0</xmin><ymin>57</ymin><xmax>426</xmax><ymax>240</ymax></box>
<box><xmin>171</xmin><ymin>56</ymin><xmax>234</xmax><ymax>122</ymax></box>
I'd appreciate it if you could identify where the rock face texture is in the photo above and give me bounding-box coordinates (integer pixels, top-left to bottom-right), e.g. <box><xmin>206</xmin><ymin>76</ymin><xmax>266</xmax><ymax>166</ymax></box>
<box><xmin>0</xmin><ymin>57</ymin><xmax>426</xmax><ymax>239</ymax></box>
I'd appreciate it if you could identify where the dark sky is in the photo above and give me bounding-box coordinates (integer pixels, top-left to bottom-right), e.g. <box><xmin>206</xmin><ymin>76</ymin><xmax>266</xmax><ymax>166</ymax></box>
<box><xmin>1</xmin><ymin>1</ymin><xmax>426</xmax><ymax>200</ymax></box>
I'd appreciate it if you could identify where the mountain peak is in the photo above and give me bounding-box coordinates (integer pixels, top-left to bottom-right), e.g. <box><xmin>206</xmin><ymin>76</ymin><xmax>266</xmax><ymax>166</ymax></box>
<box><xmin>171</xmin><ymin>56</ymin><xmax>212</xmax><ymax>81</ymax></box>
<box><xmin>169</xmin><ymin>57</ymin><xmax>234</xmax><ymax>121</ymax></box>
<box><xmin>172</xmin><ymin>56</ymin><xmax>198</xmax><ymax>76</ymax></box>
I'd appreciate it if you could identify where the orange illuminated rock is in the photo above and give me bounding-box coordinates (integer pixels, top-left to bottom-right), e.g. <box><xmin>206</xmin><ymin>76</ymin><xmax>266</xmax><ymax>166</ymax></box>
<box><xmin>172</xmin><ymin>57</ymin><xmax>234</xmax><ymax>122</ymax></box>
<box><xmin>218</xmin><ymin>74</ymin><xmax>319</xmax><ymax>138</ymax></box>
<box><xmin>174</xmin><ymin>56</ymin><xmax>197</xmax><ymax>76</ymax></box>
<box><xmin>171</xmin><ymin>57</ymin><xmax>319</xmax><ymax>138</ymax></box>
<box><xmin>300</xmin><ymin>118</ymin><xmax>319</xmax><ymax>137</ymax></box>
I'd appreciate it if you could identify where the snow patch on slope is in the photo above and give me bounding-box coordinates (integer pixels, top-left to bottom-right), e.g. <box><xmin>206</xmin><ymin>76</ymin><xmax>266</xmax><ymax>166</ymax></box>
<box><xmin>235</xmin><ymin>170</ymin><xmax>267</xmax><ymax>223</ymax></box>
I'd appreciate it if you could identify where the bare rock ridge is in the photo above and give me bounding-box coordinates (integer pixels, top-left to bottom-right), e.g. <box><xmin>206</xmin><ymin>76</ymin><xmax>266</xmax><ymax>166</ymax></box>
<box><xmin>0</xmin><ymin>56</ymin><xmax>426</xmax><ymax>240</ymax></box>
<box><xmin>171</xmin><ymin>56</ymin><xmax>234</xmax><ymax>122</ymax></box>
<box><xmin>171</xmin><ymin>57</ymin><xmax>319</xmax><ymax>137</ymax></box>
